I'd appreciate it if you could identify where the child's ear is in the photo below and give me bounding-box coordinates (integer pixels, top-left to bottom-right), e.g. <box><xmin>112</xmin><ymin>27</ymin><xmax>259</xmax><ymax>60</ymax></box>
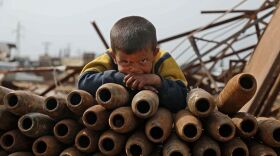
<box><xmin>111</xmin><ymin>52</ymin><xmax>117</xmax><ymax>64</ymax></box>
<box><xmin>153</xmin><ymin>47</ymin><xmax>159</xmax><ymax>56</ymax></box>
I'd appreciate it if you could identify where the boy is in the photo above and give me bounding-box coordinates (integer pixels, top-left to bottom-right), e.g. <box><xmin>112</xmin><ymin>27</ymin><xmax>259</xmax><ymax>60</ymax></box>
<box><xmin>78</xmin><ymin>16</ymin><xmax>189</xmax><ymax>112</ymax></box>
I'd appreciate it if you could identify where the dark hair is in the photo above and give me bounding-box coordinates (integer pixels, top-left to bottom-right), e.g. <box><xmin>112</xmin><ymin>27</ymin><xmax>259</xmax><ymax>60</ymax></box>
<box><xmin>110</xmin><ymin>16</ymin><xmax>157</xmax><ymax>54</ymax></box>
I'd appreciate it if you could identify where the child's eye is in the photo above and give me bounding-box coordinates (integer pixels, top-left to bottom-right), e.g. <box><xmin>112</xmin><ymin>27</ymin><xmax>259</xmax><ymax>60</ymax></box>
<box><xmin>140</xmin><ymin>59</ymin><xmax>148</xmax><ymax>63</ymax></box>
<box><xmin>120</xmin><ymin>60</ymin><xmax>129</xmax><ymax>65</ymax></box>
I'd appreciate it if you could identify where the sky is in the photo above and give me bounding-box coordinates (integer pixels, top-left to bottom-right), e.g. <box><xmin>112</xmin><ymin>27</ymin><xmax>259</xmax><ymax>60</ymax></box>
<box><xmin>0</xmin><ymin>0</ymin><xmax>262</xmax><ymax>60</ymax></box>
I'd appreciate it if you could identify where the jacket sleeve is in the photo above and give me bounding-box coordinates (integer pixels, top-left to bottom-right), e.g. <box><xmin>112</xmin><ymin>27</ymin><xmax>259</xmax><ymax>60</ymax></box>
<box><xmin>78</xmin><ymin>70</ymin><xmax>125</xmax><ymax>96</ymax></box>
<box><xmin>78</xmin><ymin>52</ymin><xmax>126</xmax><ymax>96</ymax></box>
<box><xmin>155</xmin><ymin>52</ymin><xmax>189</xmax><ymax>112</ymax></box>
<box><xmin>157</xmin><ymin>77</ymin><xmax>189</xmax><ymax>112</ymax></box>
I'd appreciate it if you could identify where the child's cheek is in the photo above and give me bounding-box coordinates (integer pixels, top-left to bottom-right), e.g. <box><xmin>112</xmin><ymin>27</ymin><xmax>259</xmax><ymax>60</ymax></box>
<box><xmin>118</xmin><ymin>66</ymin><xmax>129</xmax><ymax>74</ymax></box>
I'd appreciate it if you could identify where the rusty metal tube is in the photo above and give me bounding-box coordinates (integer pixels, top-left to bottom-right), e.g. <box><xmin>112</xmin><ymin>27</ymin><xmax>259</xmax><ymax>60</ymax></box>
<box><xmin>145</xmin><ymin>108</ymin><xmax>173</xmax><ymax>143</ymax></box>
<box><xmin>18</xmin><ymin>113</ymin><xmax>54</xmax><ymax>138</ymax></box>
<box><xmin>96</xmin><ymin>83</ymin><xmax>129</xmax><ymax>109</ymax></box>
<box><xmin>131</xmin><ymin>90</ymin><xmax>159</xmax><ymax>119</ymax></box>
<box><xmin>221</xmin><ymin>137</ymin><xmax>249</xmax><ymax>156</ymax></box>
<box><xmin>125</xmin><ymin>131</ymin><xmax>153</xmax><ymax>156</ymax></box>
<box><xmin>66</xmin><ymin>90</ymin><xmax>96</xmax><ymax>116</ymax></box>
<box><xmin>216</xmin><ymin>73</ymin><xmax>257</xmax><ymax>114</ymax></box>
<box><xmin>0</xmin><ymin>129</ymin><xmax>32</xmax><ymax>153</ymax></box>
<box><xmin>204</xmin><ymin>110</ymin><xmax>236</xmax><ymax>142</ymax></box>
<box><xmin>109</xmin><ymin>106</ymin><xmax>139</xmax><ymax>133</ymax></box>
<box><xmin>256</xmin><ymin>117</ymin><xmax>280</xmax><ymax>147</ymax></box>
<box><xmin>162</xmin><ymin>134</ymin><xmax>191</xmax><ymax>156</ymax></box>
<box><xmin>231</xmin><ymin>112</ymin><xmax>258</xmax><ymax>138</ymax></box>
<box><xmin>0</xmin><ymin>150</ymin><xmax>7</xmax><ymax>156</ymax></box>
<box><xmin>247</xmin><ymin>140</ymin><xmax>277</xmax><ymax>156</ymax></box>
<box><xmin>175</xmin><ymin>109</ymin><xmax>202</xmax><ymax>142</ymax></box>
<box><xmin>82</xmin><ymin>105</ymin><xmax>110</xmax><ymax>131</ymax></box>
<box><xmin>32</xmin><ymin>136</ymin><xmax>63</xmax><ymax>156</ymax></box>
<box><xmin>3</xmin><ymin>90</ymin><xmax>45</xmax><ymax>116</ymax></box>
<box><xmin>192</xmin><ymin>135</ymin><xmax>221</xmax><ymax>156</ymax></box>
<box><xmin>98</xmin><ymin>130</ymin><xmax>126</xmax><ymax>155</ymax></box>
<box><xmin>187</xmin><ymin>88</ymin><xmax>215</xmax><ymax>117</ymax></box>
<box><xmin>92</xmin><ymin>152</ymin><xmax>105</xmax><ymax>156</ymax></box>
<box><xmin>54</xmin><ymin>119</ymin><xmax>81</xmax><ymax>144</ymax></box>
<box><xmin>0</xmin><ymin>86</ymin><xmax>13</xmax><ymax>105</ymax></box>
<box><xmin>59</xmin><ymin>147</ymin><xmax>84</xmax><ymax>156</ymax></box>
<box><xmin>8</xmin><ymin>152</ymin><xmax>33</xmax><ymax>156</ymax></box>
<box><xmin>74</xmin><ymin>128</ymin><xmax>99</xmax><ymax>153</ymax></box>
<box><xmin>43</xmin><ymin>96</ymin><xmax>74</xmax><ymax>120</ymax></box>
<box><xmin>0</xmin><ymin>106</ymin><xmax>18</xmax><ymax>131</ymax></box>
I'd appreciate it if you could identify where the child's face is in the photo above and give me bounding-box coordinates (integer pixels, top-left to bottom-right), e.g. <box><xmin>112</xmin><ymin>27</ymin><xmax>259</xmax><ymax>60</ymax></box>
<box><xmin>112</xmin><ymin>48</ymin><xmax>159</xmax><ymax>74</ymax></box>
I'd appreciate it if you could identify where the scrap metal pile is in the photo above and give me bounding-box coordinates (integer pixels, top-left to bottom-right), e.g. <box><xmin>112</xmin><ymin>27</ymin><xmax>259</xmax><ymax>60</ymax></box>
<box><xmin>0</xmin><ymin>73</ymin><xmax>280</xmax><ymax>156</ymax></box>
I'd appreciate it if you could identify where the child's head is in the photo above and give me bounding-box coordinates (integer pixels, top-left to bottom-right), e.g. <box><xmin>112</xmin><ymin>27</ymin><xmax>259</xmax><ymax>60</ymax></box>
<box><xmin>110</xmin><ymin>16</ymin><xmax>159</xmax><ymax>74</ymax></box>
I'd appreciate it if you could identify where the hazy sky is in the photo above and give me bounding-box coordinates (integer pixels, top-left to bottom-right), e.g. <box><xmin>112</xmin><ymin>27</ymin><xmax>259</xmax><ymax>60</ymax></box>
<box><xmin>0</xmin><ymin>0</ymin><xmax>261</xmax><ymax>60</ymax></box>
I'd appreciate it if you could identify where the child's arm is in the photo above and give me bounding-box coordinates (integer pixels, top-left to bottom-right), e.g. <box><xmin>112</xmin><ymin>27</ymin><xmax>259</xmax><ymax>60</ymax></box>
<box><xmin>78</xmin><ymin>53</ymin><xmax>125</xmax><ymax>96</ymax></box>
<box><xmin>78</xmin><ymin>70</ymin><xmax>125</xmax><ymax>96</ymax></box>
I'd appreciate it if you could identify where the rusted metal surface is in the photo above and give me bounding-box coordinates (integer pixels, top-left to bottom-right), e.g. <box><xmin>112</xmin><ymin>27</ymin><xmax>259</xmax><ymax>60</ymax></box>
<box><xmin>131</xmin><ymin>90</ymin><xmax>159</xmax><ymax>119</ymax></box>
<box><xmin>0</xmin><ymin>66</ymin><xmax>82</xmax><ymax>74</ymax></box>
<box><xmin>82</xmin><ymin>105</ymin><xmax>110</xmax><ymax>131</ymax></box>
<box><xmin>32</xmin><ymin>136</ymin><xmax>63</xmax><ymax>156</ymax></box>
<box><xmin>54</xmin><ymin>119</ymin><xmax>81</xmax><ymax>144</ymax></box>
<box><xmin>221</xmin><ymin>137</ymin><xmax>249</xmax><ymax>156</ymax></box>
<box><xmin>217</xmin><ymin>73</ymin><xmax>256</xmax><ymax>114</ymax></box>
<box><xmin>59</xmin><ymin>147</ymin><xmax>84</xmax><ymax>156</ymax></box>
<box><xmin>0</xmin><ymin>86</ymin><xmax>13</xmax><ymax>104</ymax></box>
<box><xmin>3</xmin><ymin>91</ymin><xmax>45</xmax><ymax>116</ymax></box>
<box><xmin>162</xmin><ymin>133</ymin><xmax>191</xmax><ymax>156</ymax></box>
<box><xmin>241</xmin><ymin>5</ymin><xmax>280</xmax><ymax>115</ymax></box>
<box><xmin>66</xmin><ymin>90</ymin><xmax>96</xmax><ymax>116</ymax></box>
<box><xmin>231</xmin><ymin>112</ymin><xmax>258</xmax><ymax>138</ymax></box>
<box><xmin>247</xmin><ymin>140</ymin><xmax>277</xmax><ymax>156</ymax></box>
<box><xmin>155</xmin><ymin>0</ymin><xmax>278</xmax><ymax>97</ymax></box>
<box><xmin>0</xmin><ymin>150</ymin><xmax>7</xmax><ymax>156</ymax></box>
<box><xmin>92</xmin><ymin>152</ymin><xmax>106</xmax><ymax>156</ymax></box>
<box><xmin>8</xmin><ymin>152</ymin><xmax>34</xmax><ymax>156</ymax></box>
<box><xmin>145</xmin><ymin>108</ymin><xmax>173</xmax><ymax>143</ymax></box>
<box><xmin>187</xmin><ymin>88</ymin><xmax>215</xmax><ymax>117</ymax></box>
<box><xmin>192</xmin><ymin>135</ymin><xmax>221</xmax><ymax>156</ymax></box>
<box><xmin>125</xmin><ymin>131</ymin><xmax>153</xmax><ymax>156</ymax></box>
<box><xmin>256</xmin><ymin>117</ymin><xmax>280</xmax><ymax>147</ymax></box>
<box><xmin>0</xmin><ymin>129</ymin><xmax>32</xmax><ymax>153</ymax></box>
<box><xmin>91</xmin><ymin>21</ymin><xmax>109</xmax><ymax>49</ymax></box>
<box><xmin>158</xmin><ymin>14</ymin><xmax>247</xmax><ymax>44</ymax></box>
<box><xmin>0</xmin><ymin>106</ymin><xmax>18</xmax><ymax>131</ymax></box>
<box><xmin>74</xmin><ymin>128</ymin><xmax>99</xmax><ymax>153</ymax></box>
<box><xmin>43</xmin><ymin>96</ymin><xmax>74</xmax><ymax>120</ymax></box>
<box><xmin>96</xmin><ymin>83</ymin><xmax>129</xmax><ymax>109</ymax></box>
<box><xmin>204</xmin><ymin>110</ymin><xmax>236</xmax><ymax>142</ymax></box>
<box><xmin>98</xmin><ymin>130</ymin><xmax>126</xmax><ymax>155</ymax></box>
<box><xmin>174</xmin><ymin>109</ymin><xmax>202</xmax><ymax>142</ymax></box>
<box><xmin>18</xmin><ymin>113</ymin><xmax>54</xmax><ymax>138</ymax></box>
<box><xmin>260</xmin><ymin>73</ymin><xmax>280</xmax><ymax>116</ymax></box>
<box><xmin>40</xmin><ymin>69</ymin><xmax>79</xmax><ymax>96</ymax></box>
<box><xmin>109</xmin><ymin>106</ymin><xmax>139</xmax><ymax>133</ymax></box>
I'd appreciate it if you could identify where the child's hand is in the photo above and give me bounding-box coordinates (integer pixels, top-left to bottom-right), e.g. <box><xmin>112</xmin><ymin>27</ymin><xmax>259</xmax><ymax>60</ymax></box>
<box><xmin>123</xmin><ymin>74</ymin><xmax>161</xmax><ymax>91</ymax></box>
<box><xmin>143</xmin><ymin>86</ymin><xmax>158</xmax><ymax>93</ymax></box>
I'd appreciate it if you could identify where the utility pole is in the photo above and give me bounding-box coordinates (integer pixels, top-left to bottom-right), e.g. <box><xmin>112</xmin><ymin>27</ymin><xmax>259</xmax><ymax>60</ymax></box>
<box><xmin>42</xmin><ymin>41</ymin><xmax>51</xmax><ymax>55</ymax></box>
<box><xmin>15</xmin><ymin>22</ymin><xmax>23</xmax><ymax>57</ymax></box>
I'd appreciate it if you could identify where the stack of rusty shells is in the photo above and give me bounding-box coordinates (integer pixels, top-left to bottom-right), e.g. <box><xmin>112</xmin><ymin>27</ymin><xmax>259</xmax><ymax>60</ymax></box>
<box><xmin>0</xmin><ymin>73</ymin><xmax>280</xmax><ymax>156</ymax></box>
